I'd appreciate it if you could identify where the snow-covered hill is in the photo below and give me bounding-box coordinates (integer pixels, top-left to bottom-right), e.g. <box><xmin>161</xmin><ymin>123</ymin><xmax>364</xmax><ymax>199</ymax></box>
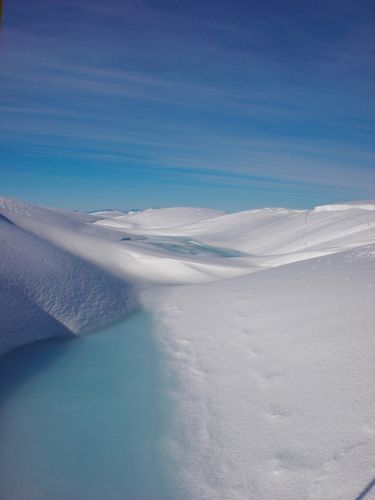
<box><xmin>1</xmin><ymin>196</ymin><xmax>374</xmax><ymax>356</ymax></box>
<box><xmin>93</xmin><ymin>206</ymin><xmax>225</xmax><ymax>230</ymax></box>
<box><xmin>1</xmin><ymin>196</ymin><xmax>374</xmax><ymax>498</ymax></box>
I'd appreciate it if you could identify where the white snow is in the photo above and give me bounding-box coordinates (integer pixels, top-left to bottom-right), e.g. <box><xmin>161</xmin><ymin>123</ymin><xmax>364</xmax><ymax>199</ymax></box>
<box><xmin>314</xmin><ymin>201</ymin><xmax>375</xmax><ymax>212</ymax></box>
<box><xmin>94</xmin><ymin>206</ymin><xmax>225</xmax><ymax>230</ymax></box>
<box><xmin>0</xmin><ymin>201</ymin><xmax>136</xmax><ymax>356</ymax></box>
<box><xmin>144</xmin><ymin>245</ymin><xmax>375</xmax><ymax>499</ymax></box>
<box><xmin>1</xmin><ymin>196</ymin><xmax>375</xmax><ymax>499</ymax></box>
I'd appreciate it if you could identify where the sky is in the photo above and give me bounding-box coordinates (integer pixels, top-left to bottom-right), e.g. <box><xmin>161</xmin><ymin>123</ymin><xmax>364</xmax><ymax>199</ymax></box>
<box><xmin>0</xmin><ymin>0</ymin><xmax>374</xmax><ymax>211</ymax></box>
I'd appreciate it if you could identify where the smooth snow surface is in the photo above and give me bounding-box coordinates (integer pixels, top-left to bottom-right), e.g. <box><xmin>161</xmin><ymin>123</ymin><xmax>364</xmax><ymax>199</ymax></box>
<box><xmin>144</xmin><ymin>246</ymin><xmax>375</xmax><ymax>499</ymax></box>
<box><xmin>314</xmin><ymin>201</ymin><xmax>375</xmax><ymax>212</ymax></box>
<box><xmin>1</xmin><ymin>196</ymin><xmax>375</xmax><ymax>499</ymax></box>
<box><xmin>93</xmin><ymin>206</ymin><xmax>225</xmax><ymax>230</ymax></box>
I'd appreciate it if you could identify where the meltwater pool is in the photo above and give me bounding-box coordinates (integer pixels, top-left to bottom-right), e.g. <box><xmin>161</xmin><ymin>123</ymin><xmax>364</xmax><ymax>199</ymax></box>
<box><xmin>0</xmin><ymin>310</ymin><xmax>179</xmax><ymax>500</ymax></box>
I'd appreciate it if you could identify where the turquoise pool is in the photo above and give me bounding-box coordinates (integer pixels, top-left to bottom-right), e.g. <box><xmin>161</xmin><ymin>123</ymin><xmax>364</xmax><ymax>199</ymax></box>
<box><xmin>0</xmin><ymin>310</ymin><xmax>178</xmax><ymax>500</ymax></box>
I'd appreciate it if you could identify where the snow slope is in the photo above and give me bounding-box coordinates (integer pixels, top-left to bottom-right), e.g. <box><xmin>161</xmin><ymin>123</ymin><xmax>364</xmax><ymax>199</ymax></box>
<box><xmin>94</xmin><ymin>203</ymin><xmax>375</xmax><ymax>266</ymax></box>
<box><xmin>144</xmin><ymin>245</ymin><xmax>375</xmax><ymax>499</ymax></box>
<box><xmin>0</xmin><ymin>202</ymin><xmax>136</xmax><ymax>356</ymax></box>
<box><xmin>1</xmin><ymin>196</ymin><xmax>375</xmax><ymax>498</ymax></box>
<box><xmin>1</xmin><ymin>196</ymin><xmax>374</xmax><ymax>354</ymax></box>
<box><xmin>93</xmin><ymin>206</ymin><xmax>225</xmax><ymax>230</ymax></box>
<box><xmin>2</xmin><ymin>197</ymin><xmax>374</xmax><ymax>288</ymax></box>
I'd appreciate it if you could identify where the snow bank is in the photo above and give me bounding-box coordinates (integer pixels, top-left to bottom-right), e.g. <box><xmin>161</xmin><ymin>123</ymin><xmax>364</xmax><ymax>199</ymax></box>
<box><xmin>0</xmin><ymin>211</ymin><xmax>136</xmax><ymax>357</ymax></box>
<box><xmin>144</xmin><ymin>245</ymin><xmax>375</xmax><ymax>500</ymax></box>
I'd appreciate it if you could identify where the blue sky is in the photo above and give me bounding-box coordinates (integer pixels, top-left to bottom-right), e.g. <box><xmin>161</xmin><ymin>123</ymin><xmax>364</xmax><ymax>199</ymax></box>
<box><xmin>1</xmin><ymin>0</ymin><xmax>374</xmax><ymax>211</ymax></box>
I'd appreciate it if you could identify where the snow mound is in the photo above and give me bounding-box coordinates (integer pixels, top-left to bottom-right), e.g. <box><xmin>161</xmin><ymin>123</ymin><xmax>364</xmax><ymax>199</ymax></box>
<box><xmin>0</xmin><ymin>214</ymin><xmax>136</xmax><ymax>357</ymax></box>
<box><xmin>144</xmin><ymin>245</ymin><xmax>375</xmax><ymax>499</ymax></box>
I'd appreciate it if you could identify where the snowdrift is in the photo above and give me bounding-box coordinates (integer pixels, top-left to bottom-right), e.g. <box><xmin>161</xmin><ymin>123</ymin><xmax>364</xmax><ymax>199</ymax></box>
<box><xmin>144</xmin><ymin>244</ymin><xmax>375</xmax><ymax>499</ymax></box>
<box><xmin>0</xmin><ymin>203</ymin><xmax>136</xmax><ymax>357</ymax></box>
<box><xmin>1</xmin><ymin>196</ymin><xmax>375</xmax><ymax>498</ymax></box>
<box><xmin>1</xmin><ymin>196</ymin><xmax>375</xmax><ymax>357</ymax></box>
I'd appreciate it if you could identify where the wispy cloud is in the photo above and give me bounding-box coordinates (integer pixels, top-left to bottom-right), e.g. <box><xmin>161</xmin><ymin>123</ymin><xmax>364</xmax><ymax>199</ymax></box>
<box><xmin>1</xmin><ymin>0</ymin><xmax>374</xmax><ymax>209</ymax></box>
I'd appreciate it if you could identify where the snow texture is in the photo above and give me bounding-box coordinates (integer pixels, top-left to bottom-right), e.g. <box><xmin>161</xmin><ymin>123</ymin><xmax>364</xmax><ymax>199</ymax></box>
<box><xmin>144</xmin><ymin>246</ymin><xmax>375</xmax><ymax>499</ymax></box>
<box><xmin>1</xmin><ymin>196</ymin><xmax>375</xmax><ymax>499</ymax></box>
<box><xmin>0</xmin><ymin>199</ymin><xmax>136</xmax><ymax>356</ymax></box>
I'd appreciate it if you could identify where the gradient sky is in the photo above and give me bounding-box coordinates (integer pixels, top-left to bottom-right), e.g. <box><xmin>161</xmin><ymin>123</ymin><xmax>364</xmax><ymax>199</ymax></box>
<box><xmin>1</xmin><ymin>0</ymin><xmax>374</xmax><ymax>211</ymax></box>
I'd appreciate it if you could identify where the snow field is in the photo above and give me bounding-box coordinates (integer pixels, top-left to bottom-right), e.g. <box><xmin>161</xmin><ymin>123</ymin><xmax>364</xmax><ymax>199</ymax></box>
<box><xmin>1</xmin><ymin>196</ymin><xmax>375</xmax><ymax>498</ymax></box>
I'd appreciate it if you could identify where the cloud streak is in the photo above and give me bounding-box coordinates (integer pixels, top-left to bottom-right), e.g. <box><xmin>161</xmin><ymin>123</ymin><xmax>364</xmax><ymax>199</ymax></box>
<box><xmin>1</xmin><ymin>0</ymin><xmax>374</xmax><ymax>209</ymax></box>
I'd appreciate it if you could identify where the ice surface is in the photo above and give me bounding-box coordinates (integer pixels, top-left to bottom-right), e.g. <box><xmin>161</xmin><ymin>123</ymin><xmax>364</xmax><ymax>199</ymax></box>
<box><xmin>1</xmin><ymin>196</ymin><xmax>375</xmax><ymax>499</ymax></box>
<box><xmin>143</xmin><ymin>237</ymin><xmax>247</xmax><ymax>257</ymax></box>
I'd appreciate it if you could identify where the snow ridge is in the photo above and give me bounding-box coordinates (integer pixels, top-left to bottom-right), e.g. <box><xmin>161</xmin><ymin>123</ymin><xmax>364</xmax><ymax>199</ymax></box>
<box><xmin>1</xmin><ymin>197</ymin><xmax>375</xmax><ymax>357</ymax></box>
<box><xmin>0</xmin><ymin>205</ymin><xmax>137</xmax><ymax>356</ymax></box>
<box><xmin>1</xmin><ymin>197</ymin><xmax>375</xmax><ymax>499</ymax></box>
